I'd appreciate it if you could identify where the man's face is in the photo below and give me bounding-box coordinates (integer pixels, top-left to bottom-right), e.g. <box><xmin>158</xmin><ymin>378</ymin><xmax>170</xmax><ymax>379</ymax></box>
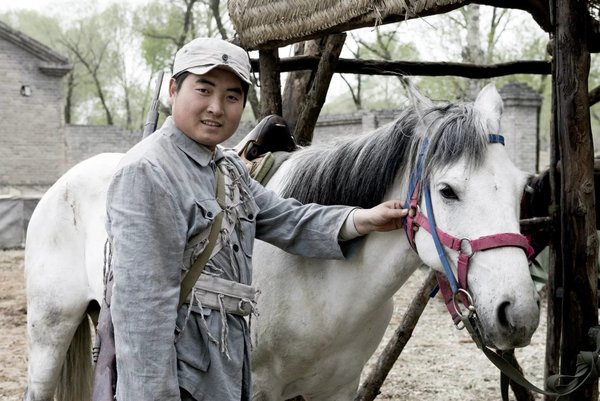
<box><xmin>169</xmin><ymin>68</ymin><xmax>245</xmax><ymax>150</ymax></box>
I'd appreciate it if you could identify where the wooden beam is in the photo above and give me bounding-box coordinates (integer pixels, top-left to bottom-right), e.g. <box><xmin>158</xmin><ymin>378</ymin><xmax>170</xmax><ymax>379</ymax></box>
<box><xmin>250</xmin><ymin>57</ymin><xmax>551</xmax><ymax>78</ymax></box>
<box><xmin>553</xmin><ymin>2</ymin><xmax>598</xmax><ymax>401</ymax></box>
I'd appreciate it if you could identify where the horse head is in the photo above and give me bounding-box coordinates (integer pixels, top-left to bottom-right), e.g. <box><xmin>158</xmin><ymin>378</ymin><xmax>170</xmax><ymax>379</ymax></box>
<box><xmin>408</xmin><ymin>83</ymin><xmax>540</xmax><ymax>350</ymax></box>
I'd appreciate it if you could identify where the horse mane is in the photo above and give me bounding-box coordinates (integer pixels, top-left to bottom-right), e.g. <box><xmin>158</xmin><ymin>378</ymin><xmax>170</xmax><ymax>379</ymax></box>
<box><xmin>280</xmin><ymin>99</ymin><xmax>492</xmax><ymax>208</ymax></box>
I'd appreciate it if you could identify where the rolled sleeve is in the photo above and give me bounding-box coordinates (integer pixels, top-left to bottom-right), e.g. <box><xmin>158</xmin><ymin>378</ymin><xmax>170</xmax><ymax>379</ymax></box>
<box><xmin>106</xmin><ymin>161</ymin><xmax>187</xmax><ymax>401</ymax></box>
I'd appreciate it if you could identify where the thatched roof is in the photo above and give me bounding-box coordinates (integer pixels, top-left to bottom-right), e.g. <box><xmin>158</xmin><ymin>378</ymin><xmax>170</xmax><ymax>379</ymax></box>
<box><xmin>228</xmin><ymin>0</ymin><xmax>600</xmax><ymax>50</ymax></box>
<box><xmin>228</xmin><ymin>0</ymin><xmax>467</xmax><ymax>49</ymax></box>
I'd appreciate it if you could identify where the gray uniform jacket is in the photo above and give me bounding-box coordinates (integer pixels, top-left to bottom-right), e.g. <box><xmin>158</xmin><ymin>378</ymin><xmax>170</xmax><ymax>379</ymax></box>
<box><xmin>106</xmin><ymin>117</ymin><xmax>353</xmax><ymax>401</ymax></box>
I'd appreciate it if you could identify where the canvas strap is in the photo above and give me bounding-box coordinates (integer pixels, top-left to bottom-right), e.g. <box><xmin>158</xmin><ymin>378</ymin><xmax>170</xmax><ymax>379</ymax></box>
<box><xmin>178</xmin><ymin>168</ymin><xmax>225</xmax><ymax>309</ymax></box>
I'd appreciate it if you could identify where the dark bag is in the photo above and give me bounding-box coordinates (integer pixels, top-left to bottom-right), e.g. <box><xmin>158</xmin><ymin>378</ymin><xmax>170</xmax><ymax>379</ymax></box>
<box><xmin>92</xmin><ymin>272</ymin><xmax>116</xmax><ymax>401</ymax></box>
<box><xmin>91</xmin><ymin>170</ymin><xmax>225</xmax><ymax>401</ymax></box>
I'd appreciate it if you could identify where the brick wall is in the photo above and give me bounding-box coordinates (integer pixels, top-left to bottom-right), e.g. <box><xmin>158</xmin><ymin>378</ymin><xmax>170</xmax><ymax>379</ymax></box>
<box><xmin>499</xmin><ymin>82</ymin><xmax>542</xmax><ymax>174</ymax></box>
<box><xmin>64</xmin><ymin>125</ymin><xmax>141</xmax><ymax>170</ymax></box>
<box><xmin>0</xmin><ymin>38</ymin><xmax>65</xmax><ymax>193</ymax></box>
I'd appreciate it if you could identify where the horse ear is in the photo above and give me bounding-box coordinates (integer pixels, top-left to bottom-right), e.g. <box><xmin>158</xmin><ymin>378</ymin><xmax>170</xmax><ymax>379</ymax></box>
<box><xmin>403</xmin><ymin>79</ymin><xmax>432</xmax><ymax>113</ymax></box>
<box><xmin>473</xmin><ymin>83</ymin><xmax>504</xmax><ymax>122</ymax></box>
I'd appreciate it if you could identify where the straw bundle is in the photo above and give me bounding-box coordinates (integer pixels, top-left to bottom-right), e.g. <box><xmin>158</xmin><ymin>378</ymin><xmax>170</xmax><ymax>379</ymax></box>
<box><xmin>228</xmin><ymin>0</ymin><xmax>465</xmax><ymax>49</ymax></box>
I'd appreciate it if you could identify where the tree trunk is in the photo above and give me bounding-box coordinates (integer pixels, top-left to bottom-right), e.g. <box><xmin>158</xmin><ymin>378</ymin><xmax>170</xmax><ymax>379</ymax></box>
<box><xmin>462</xmin><ymin>4</ymin><xmax>484</xmax><ymax>99</ymax></box>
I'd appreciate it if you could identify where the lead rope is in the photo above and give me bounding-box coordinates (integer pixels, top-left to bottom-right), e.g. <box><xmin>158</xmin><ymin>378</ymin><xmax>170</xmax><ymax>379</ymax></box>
<box><xmin>459</xmin><ymin>300</ymin><xmax>600</xmax><ymax>400</ymax></box>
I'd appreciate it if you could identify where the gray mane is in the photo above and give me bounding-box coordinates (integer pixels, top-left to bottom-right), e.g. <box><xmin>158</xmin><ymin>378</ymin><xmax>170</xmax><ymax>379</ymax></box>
<box><xmin>280</xmin><ymin>101</ymin><xmax>491</xmax><ymax>208</ymax></box>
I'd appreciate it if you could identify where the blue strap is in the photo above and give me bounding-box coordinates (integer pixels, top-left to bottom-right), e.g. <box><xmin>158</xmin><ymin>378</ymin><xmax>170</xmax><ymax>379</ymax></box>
<box><xmin>488</xmin><ymin>134</ymin><xmax>505</xmax><ymax>145</ymax></box>
<box><xmin>403</xmin><ymin>138</ymin><xmax>428</xmax><ymax>210</ymax></box>
<box><xmin>424</xmin><ymin>186</ymin><xmax>459</xmax><ymax>293</ymax></box>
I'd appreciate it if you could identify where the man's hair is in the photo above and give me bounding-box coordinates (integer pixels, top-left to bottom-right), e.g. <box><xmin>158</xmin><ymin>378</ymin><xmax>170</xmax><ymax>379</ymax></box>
<box><xmin>174</xmin><ymin>71</ymin><xmax>249</xmax><ymax>105</ymax></box>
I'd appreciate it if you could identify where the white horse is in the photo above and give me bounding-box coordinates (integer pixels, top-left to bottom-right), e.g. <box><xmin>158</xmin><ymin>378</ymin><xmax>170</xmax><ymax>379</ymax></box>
<box><xmin>23</xmin><ymin>83</ymin><xmax>540</xmax><ymax>401</ymax></box>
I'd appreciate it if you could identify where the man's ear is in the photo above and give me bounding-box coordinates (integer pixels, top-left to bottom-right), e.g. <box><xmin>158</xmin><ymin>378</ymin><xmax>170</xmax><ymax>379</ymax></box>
<box><xmin>168</xmin><ymin>78</ymin><xmax>177</xmax><ymax>97</ymax></box>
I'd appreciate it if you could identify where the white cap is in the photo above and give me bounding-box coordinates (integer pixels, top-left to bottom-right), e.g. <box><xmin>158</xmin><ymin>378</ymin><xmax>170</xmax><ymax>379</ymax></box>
<box><xmin>172</xmin><ymin>37</ymin><xmax>252</xmax><ymax>85</ymax></box>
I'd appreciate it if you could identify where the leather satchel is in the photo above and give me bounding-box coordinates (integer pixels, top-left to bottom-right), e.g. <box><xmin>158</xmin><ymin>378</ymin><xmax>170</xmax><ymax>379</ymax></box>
<box><xmin>92</xmin><ymin>169</ymin><xmax>225</xmax><ymax>401</ymax></box>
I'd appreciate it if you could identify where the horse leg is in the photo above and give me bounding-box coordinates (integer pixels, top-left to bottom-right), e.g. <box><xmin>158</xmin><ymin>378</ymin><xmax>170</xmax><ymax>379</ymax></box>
<box><xmin>25</xmin><ymin>297</ymin><xmax>93</xmax><ymax>401</ymax></box>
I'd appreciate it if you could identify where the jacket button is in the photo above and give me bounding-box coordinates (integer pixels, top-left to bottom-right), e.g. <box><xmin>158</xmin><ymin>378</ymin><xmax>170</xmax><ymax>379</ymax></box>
<box><xmin>207</xmin><ymin>211</ymin><xmax>213</xmax><ymax>218</ymax></box>
<box><xmin>248</xmin><ymin>214</ymin><xmax>254</xmax><ymax>219</ymax></box>
<box><xmin>233</xmin><ymin>244</ymin><xmax>239</xmax><ymax>252</ymax></box>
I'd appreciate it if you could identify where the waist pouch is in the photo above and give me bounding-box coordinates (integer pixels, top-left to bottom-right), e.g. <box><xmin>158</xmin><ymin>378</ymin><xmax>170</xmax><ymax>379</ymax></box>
<box><xmin>187</xmin><ymin>274</ymin><xmax>258</xmax><ymax>316</ymax></box>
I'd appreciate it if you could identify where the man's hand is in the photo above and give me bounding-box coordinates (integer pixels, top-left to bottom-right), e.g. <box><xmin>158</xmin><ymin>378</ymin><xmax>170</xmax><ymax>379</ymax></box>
<box><xmin>353</xmin><ymin>200</ymin><xmax>408</xmax><ymax>235</ymax></box>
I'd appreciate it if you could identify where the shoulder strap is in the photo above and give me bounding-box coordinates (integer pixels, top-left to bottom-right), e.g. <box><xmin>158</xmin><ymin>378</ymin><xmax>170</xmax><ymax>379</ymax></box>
<box><xmin>178</xmin><ymin>168</ymin><xmax>225</xmax><ymax>309</ymax></box>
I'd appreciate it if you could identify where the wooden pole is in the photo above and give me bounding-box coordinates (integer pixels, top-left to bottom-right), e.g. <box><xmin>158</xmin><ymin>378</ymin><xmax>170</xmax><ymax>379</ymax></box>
<box><xmin>552</xmin><ymin>1</ymin><xmax>598</xmax><ymax>400</ymax></box>
<box><xmin>258</xmin><ymin>48</ymin><xmax>282</xmax><ymax>118</ymax></box>
<box><xmin>251</xmin><ymin>57</ymin><xmax>551</xmax><ymax>78</ymax></box>
<box><xmin>281</xmin><ymin>40</ymin><xmax>321</xmax><ymax>137</ymax></box>
<box><xmin>293</xmin><ymin>33</ymin><xmax>346</xmax><ymax>145</ymax></box>
<box><xmin>544</xmin><ymin>43</ymin><xmax>562</xmax><ymax>401</ymax></box>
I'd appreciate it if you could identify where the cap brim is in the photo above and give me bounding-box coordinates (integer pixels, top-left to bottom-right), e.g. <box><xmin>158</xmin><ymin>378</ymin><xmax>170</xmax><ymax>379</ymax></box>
<box><xmin>178</xmin><ymin>64</ymin><xmax>251</xmax><ymax>85</ymax></box>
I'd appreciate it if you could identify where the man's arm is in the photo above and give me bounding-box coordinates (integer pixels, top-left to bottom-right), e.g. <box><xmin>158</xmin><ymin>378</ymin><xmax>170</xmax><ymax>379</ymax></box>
<box><xmin>107</xmin><ymin>161</ymin><xmax>186</xmax><ymax>401</ymax></box>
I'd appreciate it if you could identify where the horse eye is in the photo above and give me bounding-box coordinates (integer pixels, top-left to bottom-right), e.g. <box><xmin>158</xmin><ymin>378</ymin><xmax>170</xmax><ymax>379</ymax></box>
<box><xmin>440</xmin><ymin>185</ymin><xmax>459</xmax><ymax>200</ymax></box>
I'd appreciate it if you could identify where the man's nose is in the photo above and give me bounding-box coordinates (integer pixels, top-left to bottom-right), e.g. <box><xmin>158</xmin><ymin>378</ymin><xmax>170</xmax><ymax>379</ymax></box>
<box><xmin>207</xmin><ymin>97</ymin><xmax>224</xmax><ymax>115</ymax></box>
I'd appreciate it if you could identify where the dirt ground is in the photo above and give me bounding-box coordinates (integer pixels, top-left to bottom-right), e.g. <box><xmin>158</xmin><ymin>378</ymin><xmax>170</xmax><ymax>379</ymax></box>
<box><xmin>0</xmin><ymin>249</ymin><xmax>547</xmax><ymax>400</ymax></box>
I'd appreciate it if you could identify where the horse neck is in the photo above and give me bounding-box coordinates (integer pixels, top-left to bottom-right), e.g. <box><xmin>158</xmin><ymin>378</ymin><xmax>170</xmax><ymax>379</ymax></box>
<box><xmin>352</xmin><ymin>172</ymin><xmax>422</xmax><ymax>303</ymax></box>
<box><xmin>350</xmin><ymin>230</ymin><xmax>422</xmax><ymax>308</ymax></box>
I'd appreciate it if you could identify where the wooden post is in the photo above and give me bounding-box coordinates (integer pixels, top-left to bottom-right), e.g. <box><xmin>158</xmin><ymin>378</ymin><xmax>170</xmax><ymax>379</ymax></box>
<box><xmin>281</xmin><ymin>40</ymin><xmax>321</xmax><ymax>136</ymax></box>
<box><xmin>258</xmin><ymin>48</ymin><xmax>282</xmax><ymax>118</ymax></box>
<box><xmin>293</xmin><ymin>33</ymin><xmax>346</xmax><ymax>145</ymax></box>
<box><xmin>544</xmin><ymin>34</ymin><xmax>562</xmax><ymax>401</ymax></box>
<box><xmin>552</xmin><ymin>1</ymin><xmax>598</xmax><ymax>400</ymax></box>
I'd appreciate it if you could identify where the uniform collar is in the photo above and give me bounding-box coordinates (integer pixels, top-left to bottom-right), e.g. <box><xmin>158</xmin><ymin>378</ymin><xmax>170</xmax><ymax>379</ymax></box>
<box><xmin>164</xmin><ymin>117</ymin><xmax>224</xmax><ymax>166</ymax></box>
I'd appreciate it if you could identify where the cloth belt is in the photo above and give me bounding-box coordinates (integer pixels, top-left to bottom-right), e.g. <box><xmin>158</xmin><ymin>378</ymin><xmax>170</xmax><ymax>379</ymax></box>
<box><xmin>187</xmin><ymin>274</ymin><xmax>258</xmax><ymax>316</ymax></box>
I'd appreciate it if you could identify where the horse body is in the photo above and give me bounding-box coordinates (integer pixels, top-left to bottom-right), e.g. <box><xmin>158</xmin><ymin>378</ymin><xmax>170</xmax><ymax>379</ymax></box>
<box><xmin>24</xmin><ymin>153</ymin><xmax>122</xmax><ymax>401</ymax></box>
<box><xmin>250</xmin><ymin>231</ymin><xmax>420</xmax><ymax>400</ymax></box>
<box><xmin>23</xmin><ymin>84</ymin><xmax>540</xmax><ymax>401</ymax></box>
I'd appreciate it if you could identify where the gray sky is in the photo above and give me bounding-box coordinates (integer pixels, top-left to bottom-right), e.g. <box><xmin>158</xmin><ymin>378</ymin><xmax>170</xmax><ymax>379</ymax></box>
<box><xmin>0</xmin><ymin>0</ymin><xmax>146</xmax><ymax>16</ymax></box>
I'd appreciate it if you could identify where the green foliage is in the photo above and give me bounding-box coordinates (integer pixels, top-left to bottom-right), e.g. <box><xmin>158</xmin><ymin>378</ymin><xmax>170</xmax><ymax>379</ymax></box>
<box><xmin>134</xmin><ymin>0</ymin><xmax>185</xmax><ymax>72</ymax></box>
<box><xmin>0</xmin><ymin>0</ymin><xmax>236</xmax><ymax>130</ymax></box>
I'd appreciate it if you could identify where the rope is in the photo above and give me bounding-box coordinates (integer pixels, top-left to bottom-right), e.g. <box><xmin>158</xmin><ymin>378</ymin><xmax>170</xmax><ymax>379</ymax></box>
<box><xmin>462</xmin><ymin>314</ymin><xmax>600</xmax><ymax>400</ymax></box>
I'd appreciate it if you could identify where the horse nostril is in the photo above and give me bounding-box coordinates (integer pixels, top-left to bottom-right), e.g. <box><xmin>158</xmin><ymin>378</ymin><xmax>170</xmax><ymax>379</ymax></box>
<box><xmin>497</xmin><ymin>301</ymin><xmax>511</xmax><ymax>328</ymax></box>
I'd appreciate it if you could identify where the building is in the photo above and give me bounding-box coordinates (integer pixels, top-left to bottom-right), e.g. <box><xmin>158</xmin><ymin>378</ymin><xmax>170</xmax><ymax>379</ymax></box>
<box><xmin>0</xmin><ymin>21</ymin><xmax>541</xmax><ymax>247</ymax></box>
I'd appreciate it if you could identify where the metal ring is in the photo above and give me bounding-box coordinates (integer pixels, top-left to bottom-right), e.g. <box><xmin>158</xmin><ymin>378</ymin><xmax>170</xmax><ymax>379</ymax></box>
<box><xmin>460</xmin><ymin>238</ymin><xmax>473</xmax><ymax>256</ymax></box>
<box><xmin>452</xmin><ymin>288</ymin><xmax>475</xmax><ymax>318</ymax></box>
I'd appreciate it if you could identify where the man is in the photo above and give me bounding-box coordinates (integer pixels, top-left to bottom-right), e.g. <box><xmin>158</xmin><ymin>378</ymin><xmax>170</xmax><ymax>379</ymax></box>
<box><xmin>106</xmin><ymin>37</ymin><xmax>407</xmax><ymax>401</ymax></box>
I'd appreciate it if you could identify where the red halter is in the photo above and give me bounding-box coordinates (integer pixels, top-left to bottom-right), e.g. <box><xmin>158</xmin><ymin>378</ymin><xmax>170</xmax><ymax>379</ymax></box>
<box><xmin>404</xmin><ymin>136</ymin><xmax>534</xmax><ymax>326</ymax></box>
